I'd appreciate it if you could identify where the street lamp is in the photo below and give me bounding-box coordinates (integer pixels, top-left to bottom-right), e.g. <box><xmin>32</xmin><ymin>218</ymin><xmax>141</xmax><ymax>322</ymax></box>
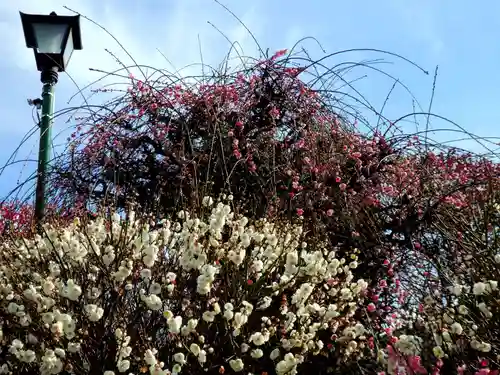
<box><xmin>20</xmin><ymin>11</ymin><xmax>82</xmax><ymax>226</ymax></box>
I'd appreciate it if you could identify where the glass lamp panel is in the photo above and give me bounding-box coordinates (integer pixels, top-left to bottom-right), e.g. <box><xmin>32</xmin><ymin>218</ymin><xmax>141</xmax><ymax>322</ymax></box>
<box><xmin>62</xmin><ymin>29</ymin><xmax>74</xmax><ymax>67</ymax></box>
<box><xmin>32</xmin><ymin>22</ymin><xmax>69</xmax><ymax>54</ymax></box>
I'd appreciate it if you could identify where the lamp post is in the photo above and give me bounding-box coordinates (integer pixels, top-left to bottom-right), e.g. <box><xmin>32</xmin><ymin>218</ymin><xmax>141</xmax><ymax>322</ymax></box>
<box><xmin>20</xmin><ymin>11</ymin><xmax>82</xmax><ymax>226</ymax></box>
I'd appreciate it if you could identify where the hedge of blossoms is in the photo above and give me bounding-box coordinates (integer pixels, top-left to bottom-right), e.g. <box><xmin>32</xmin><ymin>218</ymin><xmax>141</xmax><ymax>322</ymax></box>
<box><xmin>48</xmin><ymin>48</ymin><xmax>500</xmax><ymax>336</ymax></box>
<box><xmin>0</xmin><ymin>196</ymin><xmax>402</xmax><ymax>375</ymax></box>
<box><xmin>5</xmin><ymin>46</ymin><xmax>500</xmax><ymax>373</ymax></box>
<box><xmin>2</xmin><ymin>194</ymin><xmax>500</xmax><ymax>374</ymax></box>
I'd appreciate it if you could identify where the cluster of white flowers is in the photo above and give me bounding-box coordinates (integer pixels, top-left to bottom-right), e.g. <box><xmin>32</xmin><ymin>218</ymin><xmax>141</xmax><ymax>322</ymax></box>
<box><xmin>394</xmin><ymin>335</ymin><xmax>422</xmax><ymax>356</ymax></box>
<box><xmin>114</xmin><ymin>328</ymin><xmax>132</xmax><ymax>372</ymax></box>
<box><xmin>387</xmin><ymin>224</ymin><xmax>500</xmax><ymax>374</ymax></box>
<box><xmin>197</xmin><ymin>264</ymin><xmax>218</xmax><ymax>295</ymax></box>
<box><xmin>276</xmin><ymin>353</ymin><xmax>303</xmax><ymax>375</ymax></box>
<box><xmin>84</xmin><ymin>304</ymin><xmax>104</xmax><ymax>322</ymax></box>
<box><xmin>0</xmin><ymin>196</ymin><xmax>370</xmax><ymax>374</ymax></box>
<box><xmin>390</xmin><ymin>282</ymin><xmax>497</xmax><ymax>373</ymax></box>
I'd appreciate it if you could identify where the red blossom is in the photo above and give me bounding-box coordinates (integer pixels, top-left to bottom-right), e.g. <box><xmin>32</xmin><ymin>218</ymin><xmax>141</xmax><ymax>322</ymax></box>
<box><xmin>271</xmin><ymin>49</ymin><xmax>288</xmax><ymax>60</ymax></box>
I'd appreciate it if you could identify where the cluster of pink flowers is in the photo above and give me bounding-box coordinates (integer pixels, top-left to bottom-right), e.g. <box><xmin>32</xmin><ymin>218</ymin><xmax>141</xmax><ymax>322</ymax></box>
<box><xmin>0</xmin><ymin>201</ymin><xmax>33</xmax><ymax>235</ymax></box>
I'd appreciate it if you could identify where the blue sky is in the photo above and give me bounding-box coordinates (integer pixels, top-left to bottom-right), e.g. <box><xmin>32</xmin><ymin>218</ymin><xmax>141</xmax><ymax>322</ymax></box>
<box><xmin>0</xmin><ymin>0</ymin><xmax>499</xmax><ymax>202</ymax></box>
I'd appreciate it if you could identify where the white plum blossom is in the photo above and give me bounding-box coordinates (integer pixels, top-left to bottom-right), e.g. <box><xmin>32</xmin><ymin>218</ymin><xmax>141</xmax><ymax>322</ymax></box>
<box><xmin>196</xmin><ymin>265</ymin><xmax>218</xmax><ymax>295</ymax></box>
<box><xmin>60</xmin><ymin>279</ymin><xmax>82</xmax><ymax>301</ymax></box>
<box><xmin>117</xmin><ymin>359</ymin><xmax>130</xmax><ymax>372</ymax></box>
<box><xmin>173</xmin><ymin>352</ymin><xmax>186</xmax><ymax>365</ymax></box>
<box><xmin>394</xmin><ymin>335</ymin><xmax>422</xmax><ymax>356</ymax></box>
<box><xmin>141</xmin><ymin>294</ymin><xmax>163</xmax><ymax>311</ymax></box>
<box><xmin>473</xmin><ymin>282</ymin><xmax>487</xmax><ymax>295</ymax></box>
<box><xmin>270</xmin><ymin>348</ymin><xmax>281</xmax><ymax>360</ymax></box>
<box><xmin>276</xmin><ymin>353</ymin><xmax>300</xmax><ymax>375</ymax></box>
<box><xmin>432</xmin><ymin>346</ymin><xmax>445</xmax><ymax>359</ymax></box>
<box><xmin>67</xmin><ymin>342</ymin><xmax>81</xmax><ymax>353</ymax></box>
<box><xmin>202</xmin><ymin>311</ymin><xmax>216</xmax><ymax>322</ymax></box>
<box><xmin>167</xmin><ymin>316</ymin><xmax>183</xmax><ymax>334</ymax></box>
<box><xmin>0</xmin><ymin>196</ymin><xmax>377</xmax><ymax>374</ymax></box>
<box><xmin>202</xmin><ymin>196</ymin><xmax>214</xmax><ymax>207</ymax></box>
<box><xmin>84</xmin><ymin>304</ymin><xmax>104</xmax><ymax>322</ymax></box>
<box><xmin>251</xmin><ymin>348</ymin><xmax>264</xmax><ymax>358</ymax></box>
<box><xmin>40</xmin><ymin>349</ymin><xmax>63</xmax><ymax>375</ymax></box>
<box><xmin>229</xmin><ymin>358</ymin><xmax>244</xmax><ymax>372</ymax></box>
<box><xmin>172</xmin><ymin>364</ymin><xmax>182</xmax><ymax>374</ymax></box>
<box><xmin>257</xmin><ymin>296</ymin><xmax>272</xmax><ymax>310</ymax></box>
<box><xmin>249</xmin><ymin>331</ymin><xmax>269</xmax><ymax>346</ymax></box>
<box><xmin>190</xmin><ymin>343</ymin><xmax>201</xmax><ymax>356</ymax></box>
<box><xmin>450</xmin><ymin>322</ymin><xmax>463</xmax><ymax>335</ymax></box>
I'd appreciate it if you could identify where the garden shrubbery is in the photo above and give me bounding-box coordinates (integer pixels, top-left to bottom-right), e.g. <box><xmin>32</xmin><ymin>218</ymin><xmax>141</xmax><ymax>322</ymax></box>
<box><xmin>1</xmin><ymin>47</ymin><xmax>499</xmax><ymax>374</ymax></box>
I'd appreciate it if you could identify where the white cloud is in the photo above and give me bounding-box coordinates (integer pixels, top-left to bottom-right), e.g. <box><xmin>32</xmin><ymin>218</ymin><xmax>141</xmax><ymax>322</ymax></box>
<box><xmin>0</xmin><ymin>0</ymin><xmax>270</xmax><ymax>98</ymax></box>
<box><xmin>0</xmin><ymin>0</ymin><xmax>291</xmax><ymax>161</ymax></box>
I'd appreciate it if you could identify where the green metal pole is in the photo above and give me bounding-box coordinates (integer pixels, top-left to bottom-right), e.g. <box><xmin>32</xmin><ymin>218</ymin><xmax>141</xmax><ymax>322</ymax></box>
<box><xmin>35</xmin><ymin>67</ymin><xmax>58</xmax><ymax>227</ymax></box>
